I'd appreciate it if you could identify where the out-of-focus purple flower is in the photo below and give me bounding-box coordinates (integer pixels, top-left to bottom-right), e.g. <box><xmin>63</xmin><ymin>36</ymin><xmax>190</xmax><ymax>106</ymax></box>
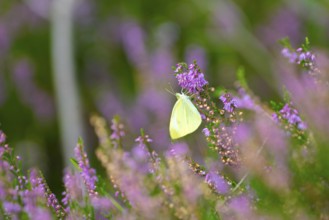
<box><xmin>135</xmin><ymin>134</ymin><xmax>152</xmax><ymax>145</ymax></box>
<box><xmin>97</xmin><ymin>92</ymin><xmax>125</xmax><ymax>122</ymax></box>
<box><xmin>29</xmin><ymin>170</ymin><xmax>64</xmax><ymax>217</ymax></box>
<box><xmin>205</xmin><ymin>171</ymin><xmax>229</xmax><ymax>194</ymax></box>
<box><xmin>120</xmin><ymin>21</ymin><xmax>148</xmax><ymax>69</ymax></box>
<box><xmin>91</xmin><ymin>196</ymin><xmax>112</xmax><ymax>211</ymax></box>
<box><xmin>257</xmin><ymin>8</ymin><xmax>301</xmax><ymax>46</ymax></box>
<box><xmin>228</xmin><ymin>195</ymin><xmax>252</xmax><ymax>215</ymax></box>
<box><xmin>74</xmin><ymin>143</ymin><xmax>98</xmax><ymax>196</ymax></box>
<box><xmin>24</xmin><ymin>0</ymin><xmax>51</xmax><ymax>18</ymax></box>
<box><xmin>235</xmin><ymin>89</ymin><xmax>262</xmax><ymax>113</ymax></box>
<box><xmin>130</xmin><ymin>88</ymin><xmax>171</xmax><ymax>149</ymax></box>
<box><xmin>185</xmin><ymin>45</ymin><xmax>207</xmax><ymax>70</ymax></box>
<box><xmin>62</xmin><ymin>169</ymin><xmax>83</xmax><ymax>212</ymax></box>
<box><xmin>281</xmin><ymin>47</ymin><xmax>316</xmax><ymax>70</ymax></box>
<box><xmin>3</xmin><ymin>202</ymin><xmax>21</xmax><ymax>215</ymax></box>
<box><xmin>202</xmin><ymin>128</ymin><xmax>210</xmax><ymax>137</ymax></box>
<box><xmin>125</xmin><ymin>147</ymin><xmax>149</xmax><ymax>174</ymax></box>
<box><xmin>278</xmin><ymin>103</ymin><xmax>307</xmax><ymax>130</ymax></box>
<box><xmin>131</xmin><ymin>134</ymin><xmax>160</xmax><ymax>174</ymax></box>
<box><xmin>175</xmin><ymin>63</ymin><xmax>208</xmax><ymax>94</ymax></box>
<box><xmin>151</xmin><ymin>22</ymin><xmax>177</xmax><ymax>80</ymax></box>
<box><xmin>220</xmin><ymin>93</ymin><xmax>238</xmax><ymax>113</ymax></box>
<box><xmin>281</xmin><ymin>48</ymin><xmax>298</xmax><ymax>63</ymax></box>
<box><xmin>74</xmin><ymin>0</ymin><xmax>95</xmax><ymax>26</ymax></box>
<box><xmin>213</xmin><ymin>1</ymin><xmax>242</xmax><ymax>37</ymax></box>
<box><xmin>27</xmin><ymin>208</ymin><xmax>52</xmax><ymax>220</ymax></box>
<box><xmin>12</xmin><ymin>60</ymin><xmax>54</xmax><ymax>121</ymax></box>
<box><xmin>22</xmin><ymin>173</ymin><xmax>53</xmax><ymax>220</ymax></box>
<box><xmin>272</xmin><ymin>113</ymin><xmax>279</xmax><ymax>123</ymax></box>
<box><xmin>296</xmin><ymin>48</ymin><xmax>316</xmax><ymax>66</ymax></box>
<box><xmin>110</xmin><ymin>118</ymin><xmax>125</xmax><ymax>141</ymax></box>
<box><xmin>167</xmin><ymin>143</ymin><xmax>189</xmax><ymax>158</ymax></box>
<box><xmin>115</xmin><ymin>173</ymin><xmax>161</xmax><ymax>217</ymax></box>
<box><xmin>0</xmin><ymin>130</ymin><xmax>6</xmax><ymax>144</ymax></box>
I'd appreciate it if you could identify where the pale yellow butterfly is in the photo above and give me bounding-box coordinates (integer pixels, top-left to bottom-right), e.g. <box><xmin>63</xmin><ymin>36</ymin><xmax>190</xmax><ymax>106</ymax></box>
<box><xmin>169</xmin><ymin>93</ymin><xmax>202</xmax><ymax>139</ymax></box>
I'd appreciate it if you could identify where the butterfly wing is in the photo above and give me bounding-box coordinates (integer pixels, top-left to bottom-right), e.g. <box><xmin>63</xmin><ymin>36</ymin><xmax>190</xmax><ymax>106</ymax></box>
<box><xmin>169</xmin><ymin>93</ymin><xmax>202</xmax><ymax>139</ymax></box>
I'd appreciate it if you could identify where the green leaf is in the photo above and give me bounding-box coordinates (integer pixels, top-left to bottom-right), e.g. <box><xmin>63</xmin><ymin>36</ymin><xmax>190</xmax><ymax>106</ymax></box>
<box><xmin>70</xmin><ymin>158</ymin><xmax>81</xmax><ymax>171</ymax></box>
<box><xmin>302</xmin><ymin>37</ymin><xmax>310</xmax><ymax>51</ymax></box>
<box><xmin>278</xmin><ymin>37</ymin><xmax>292</xmax><ymax>49</ymax></box>
<box><xmin>213</xmin><ymin>86</ymin><xmax>225</xmax><ymax>98</ymax></box>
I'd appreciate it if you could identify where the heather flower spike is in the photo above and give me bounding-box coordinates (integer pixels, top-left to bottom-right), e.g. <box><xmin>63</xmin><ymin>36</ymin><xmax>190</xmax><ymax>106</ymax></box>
<box><xmin>74</xmin><ymin>138</ymin><xmax>98</xmax><ymax>196</ymax></box>
<box><xmin>174</xmin><ymin>61</ymin><xmax>208</xmax><ymax>95</ymax></box>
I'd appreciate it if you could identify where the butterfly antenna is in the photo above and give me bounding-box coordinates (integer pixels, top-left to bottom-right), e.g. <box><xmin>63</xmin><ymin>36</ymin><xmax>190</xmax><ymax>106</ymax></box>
<box><xmin>165</xmin><ymin>88</ymin><xmax>175</xmax><ymax>96</ymax></box>
<box><xmin>166</xmin><ymin>83</ymin><xmax>175</xmax><ymax>95</ymax></box>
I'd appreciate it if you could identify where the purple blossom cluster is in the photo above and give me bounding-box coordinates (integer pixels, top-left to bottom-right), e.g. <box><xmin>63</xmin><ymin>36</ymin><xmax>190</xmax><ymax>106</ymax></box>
<box><xmin>62</xmin><ymin>169</ymin><xmax>82</xmax><ymax>212</ymax></box>
<box><xmin>0</xmin><ymin>133</ymin><xmax>65</xmax><ymax>219</ymax></box>
<box><xmin>205</xmin><ymin>171</ymin><xmax>230</xmax><ymax>194</ymax></box>
<box><xmin>175</xmin><ymin>62</ymin><xmax>208</xmax><ymax>94</ymax></box>
<box><xmin>220</xmin><ymin>93</ymin><xmax>238</xmax><ymax>113</ymax></box>
<box><xmin>74</xmin><ymin>142</ymin><xmax>98</xmax><ymax>196</ymax></box>
<box><xmin>273</xmin><ymin>103</ymin><xmax>307</xmax><ymax>130</ymax></box>
<box><xmin>110</xmin><ymin>117</ymin><xmax>125</xmax><ymax>149</ymax></box>
<box><xmin>281</xmin><ymin>47</ymin><xmax>315</xmax><ymax>69</ymax></box>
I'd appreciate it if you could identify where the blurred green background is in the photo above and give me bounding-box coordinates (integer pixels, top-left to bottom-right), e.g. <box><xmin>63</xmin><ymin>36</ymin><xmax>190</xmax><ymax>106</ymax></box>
<box><xmin>0</xmin><ymin>0</ymin><xmax>328</xmax><ymax>195</ymax></box>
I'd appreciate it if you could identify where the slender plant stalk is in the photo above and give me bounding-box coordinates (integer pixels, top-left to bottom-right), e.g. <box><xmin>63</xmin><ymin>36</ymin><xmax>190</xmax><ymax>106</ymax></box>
<box><xmin>50</xmin><ymin>0</ymin><xmax>84</xmax><ymax>166</ymax></box>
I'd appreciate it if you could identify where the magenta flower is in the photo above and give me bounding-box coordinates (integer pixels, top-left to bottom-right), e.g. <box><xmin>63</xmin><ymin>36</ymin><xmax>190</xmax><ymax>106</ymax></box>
<box><xmin>74</xmin><ymin>142</ymin><xmax>98</xmax><ymax>196</ymax></box>
<box><xmin>202</xmin><ymin>128</ymin><xmax>210</xmax><ymax>137</ymax></box>
<box><xmin>175</xmin><ymin>63</ymin><xmax>208</xmax><ymax>94</ymax></box>
<box><xmin>220</xmin><ymin>93</ymin><xmax>238</xmax><ymax>112</ymax></box>
<box><xmin>278</xmin><ymin>103</ymin><xmax>307</xmax><ymax>130</ymax></box>
<box><xmin>205</xmin><ymin>171</ymin><xmax>229</xmax><ymax>194</ymax></box>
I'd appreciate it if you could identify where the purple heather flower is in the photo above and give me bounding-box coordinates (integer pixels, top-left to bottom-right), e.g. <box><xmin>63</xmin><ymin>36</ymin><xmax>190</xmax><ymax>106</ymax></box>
<box><xmin>12</xmin><ymin>60</ymin><xmax>54</xmax><ymax>120</ymax></box>
<box><xmin>279</xmin><ymin>103</ymin><xmax>307</xmax><ymax>130</ymax></box>
<box><xmin>272</xmin><ymin>113</ymin><xmax>279</xmax><ymax>123</ymax></box>
<box><xmin>120</xmin><ymin>21</ymin><xmax>147</xmax><ymax>69</ymax></box>
<box><xmin>205</xmin><ymin>171</ymin><xmax>229</xmax><ymax>194</ymax></box>
<box><xmin>228</xmin><ymin>195</ymin><xmax>252</xmax><ymax>215</ymax></box>
<box><xmin>174</xmin><ymin>63</ymin><xmax>184</xmax><ymax>73</ymax></box>
<box><xmin>281</xmin><ymin>48</ymin><xmax>298</xmax><ymax>63</ymax></box>
<box><xmin>125</xmin><ymin>147</ymin><xmax>150</xmax><ymax>174</ymax></box>
<box><xmin>130</xmin><ymin>134</ymin><xmax>160</xmax><ymax>174</ymax></box>
<box><xmin>91</xmin><ymin>196</ymin><xmax>112</xmax><ymax>212</ymax></box>
<box><xmin>22</xmin><ymin>184</ymin><xmax>52</xmax><ymax>220</ymax></box>
<box><xmin>167</xmin><ymin>143</ymin><xmax>189</xmax><ymax>158</ymax></box>
<box><xmin>62</xmin><ymin>169</ymin><xmax>83</xmax><ymax>211</ymax></box>
<box><xmin>74</xmin><ymin>144</ymin><xmax>98</xmax><ymax>195</ymax></box>
<box><xmin>202</xmin><ymin>128</ymin><xmax>211</xmax><ymax>137</ymax></box>
<box><xmin>3</xmin><ymin>202</ymin><xmax>21</xmax><ymax>215</ymax></box>
<box><xmin>29</xmin><ymin>170</ymin><xmax>64</xmax><ymax>217</ymax></box>
<box><xmin>135</xmin><ymin>135</ymin><xmax>152</xmax><ymax>145</ymax></box>
<box><xmin>0</xmin><ymin>130</ymin><xmax>6</xmax><ymax>144</ymax></box>
<box><xmin>27</xmin><ymin>208</ymin><xmax>52</xmax><ymax>220</ymax></box>
<box><xmin>220</xmin><ymin>93</ymin><xmax>238</xmax><ymax>112</ymax></box>
<box><xmin>281</xmin><ymin>47</ymin><xmax>316</xmax><ymax>69</ymax></box>
<box><xmin>257</xmin><ymin>8</ymin><xmax>301</xmax><ymax>47</ymax></box>
<box><xmin>175</xmin><ymin>63</ymin><xmax>208</xmax><ymax>94</ymax></box>
<box><xmin>235</xmin><ymin>89</ymin><xmax>262</xmax><ymax>112</ymax></box>
<box><xmin>110</xmin><ymin>118</ymin><xmax>125</xmax><ymax>141</ymax></box>
<box><xmin>185</xmin><ymin>45</ymin><xmax>207</xmax><ymax>70</ymax></box>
